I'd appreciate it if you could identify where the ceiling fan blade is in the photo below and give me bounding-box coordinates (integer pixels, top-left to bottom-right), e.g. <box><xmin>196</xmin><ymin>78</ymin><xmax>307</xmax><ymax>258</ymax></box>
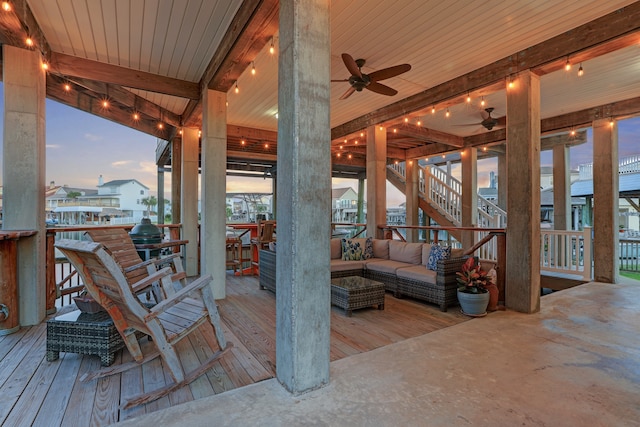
<box><xmin>331</xmin><ymin>79</ymin><xmax>349</xmax><ymax>82</ymax></box>
<box><xmin>366</xmin><ymin>81</ymin><xmax>397</xmax><ymax>96</ymax></box>
<box><xmin>339</xmin><ymin>86</ymin><xmax>356</xmax><ymax>100</ymax></box>
<box><xmin>341</xmin><ymin>53</ymin><xmax>362</xmax><ymax>78</ymax></box>
<box><xmin>368</xmin><ymin>64</ymin><xmax>411</xmax><ymax>82</ymax></box>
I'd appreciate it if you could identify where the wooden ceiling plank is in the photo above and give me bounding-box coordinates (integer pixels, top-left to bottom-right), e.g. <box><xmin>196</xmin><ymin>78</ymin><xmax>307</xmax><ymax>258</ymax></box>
<box><xmin>49</xmin><ymin>52</ymin><xmax>200</xmax><ymax>100</ymax></box>
<box><xmin>331</xmin><ymin>2</ymin><xmax>640</xmax><ymax>140</ymax></box>
<box><xmin>391</xmin><ymin>126</ymin><xmax>464</xmax><ymax>147</ymax></box>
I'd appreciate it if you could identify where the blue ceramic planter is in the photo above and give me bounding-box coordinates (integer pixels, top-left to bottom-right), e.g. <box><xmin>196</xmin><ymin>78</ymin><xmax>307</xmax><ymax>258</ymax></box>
<box><xmin>457</xmin><ymin>289</ymin><xmax>490</xmax><ymax>316</ymax></box>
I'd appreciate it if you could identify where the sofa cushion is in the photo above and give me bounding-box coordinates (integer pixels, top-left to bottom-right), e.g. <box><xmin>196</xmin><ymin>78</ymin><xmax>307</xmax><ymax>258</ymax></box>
<box><xmin>422</xmin><ymin>244</ymin><xmax>434</xmax><ymax>266</ymax></box>
<box><xmin>366</xmin><ymin>259</ymin><xmax>414</xmax><ymax>274</ymax></box>
<box><xmin>331</xmin><ymin>238</ymin><xmax>342</xmax><ymax>259</ymax></box>
<box><xmin>388</xmin><ymin>240</ymin><xmax>423</xmax><ymax>264</ymax></box>
<box><xmin>341</xmin><ymin>238</ymin><xmax>373</xmax><ymax>260</ymax></box>
<box><xmin>396</xmin><ymin>265</ymin><xmax>437</xmax><ymax>284</ymax></box>
<box><xmin>427</xmin><ymin>244</ymin><xmax>451</xmax><ymax>270</ymax></box>
<box><xmin>372</xmin><ymin>239</ymin><xmax>390</xmax><ymax>259</ymax></box>
<box><xmin>331</xmin><ymin>259</ymin><xmax>366</xmax><ymax>272</ymax></box>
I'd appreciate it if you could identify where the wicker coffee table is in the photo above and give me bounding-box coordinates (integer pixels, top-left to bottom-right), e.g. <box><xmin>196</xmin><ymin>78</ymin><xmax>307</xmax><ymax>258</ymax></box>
<box><xmin>330</xmin><ymin>275</ymin><xmax>385</xmax><ymax>316</ymax></box>
<box><xmin>46</xmin><ymin>310</ymin><xmax>126</xmax><ymax>366</ymax></box>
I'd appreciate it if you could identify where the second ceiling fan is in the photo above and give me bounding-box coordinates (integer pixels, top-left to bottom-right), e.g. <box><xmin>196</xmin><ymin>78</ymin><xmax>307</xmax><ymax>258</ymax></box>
<box><xmin>333</xmin><ymin>53</ymin><xmax>411</xmax><ymax>100</ymax></box>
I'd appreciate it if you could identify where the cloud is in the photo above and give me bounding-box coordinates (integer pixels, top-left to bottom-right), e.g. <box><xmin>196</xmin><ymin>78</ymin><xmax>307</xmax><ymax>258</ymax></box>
<box><xmin>136</xmin><ymin>161</ymin><xmax>157</xmax><ymax>175</ymax></box>
<box><xmin>111</xmin><ymin>160</ymin><xmax>133</xmax><ymax>168</ymax></box>
<box><xmin>84</xmin><ymin>133</ymin><xmax>103</xmax><ymax>142</ymax></box>
<box><xmin>46</xmin><ymin>144</ymin><xmax>61</xmax><ymax>149</ymax></box>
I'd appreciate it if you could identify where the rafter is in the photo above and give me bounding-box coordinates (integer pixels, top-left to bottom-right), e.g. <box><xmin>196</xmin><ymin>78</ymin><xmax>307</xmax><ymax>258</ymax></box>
<box><xmin>49</xmin><ymin>52</ymin><xmax>199</xmax><ymax>100</ymax></box>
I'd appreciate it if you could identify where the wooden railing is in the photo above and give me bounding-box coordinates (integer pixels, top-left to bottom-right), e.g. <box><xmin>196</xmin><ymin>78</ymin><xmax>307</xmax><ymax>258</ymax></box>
<box><xmin>46</xmin><ymin>224</ymin><xmax>183</xmax><ymax>311</ymax></box>
<box><xmin>331</xmin><ymin>222</ymin><xmax>366</xmax><ymax>238</ymax></box>
<box><xmin>540</xmin><ymin>227</ymin><xmax>592</xmax><ymax>280</ymax></box>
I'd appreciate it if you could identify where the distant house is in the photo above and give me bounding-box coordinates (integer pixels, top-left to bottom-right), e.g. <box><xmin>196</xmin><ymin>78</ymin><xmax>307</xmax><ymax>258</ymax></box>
<box><xmin>332</xmin><ymin>187</ymin><xmax>360</xmax><ymax>222</ymax></box>
<box><xmin>49</xmin><ymin>176</ymin><xmax>150</xmax><ymax>224</ymax></box>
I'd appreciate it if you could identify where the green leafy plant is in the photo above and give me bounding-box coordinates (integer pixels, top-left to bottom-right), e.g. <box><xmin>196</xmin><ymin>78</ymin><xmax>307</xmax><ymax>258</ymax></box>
<box><xmin>456</xmin><ymin>257</ymin><xmax>492</xmax><ymax>294</ymax></box>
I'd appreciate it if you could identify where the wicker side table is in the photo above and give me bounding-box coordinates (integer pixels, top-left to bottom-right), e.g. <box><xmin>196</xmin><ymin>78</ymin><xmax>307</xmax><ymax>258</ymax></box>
<box><xmin>330</xmin><ymin>276</ymin><xmax>385</xmax><ymax>317</ymax></box>
<box><xmin>46</xmin><ymin>310</ymin><xmax>126</xmax><ymax>366</ymax></box>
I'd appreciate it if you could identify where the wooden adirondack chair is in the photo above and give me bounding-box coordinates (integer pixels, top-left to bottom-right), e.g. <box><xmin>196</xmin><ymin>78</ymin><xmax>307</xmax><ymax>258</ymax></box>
<box><xmin>84</xmin><ymin>228</ymin><xmax>187</xmax><ymax>301</ymax></box>
<box><xmin>55</xmin><ymin>239</ymin><xmax>232</xmax><ymax>408</ymax></box>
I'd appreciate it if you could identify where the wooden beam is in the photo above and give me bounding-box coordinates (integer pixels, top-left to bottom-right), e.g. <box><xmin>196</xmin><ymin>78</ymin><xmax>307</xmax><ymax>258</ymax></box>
<box><xmin>67</xmin><ymin>77</ymin><xmax>182</xmax><ymax>128</ymax></box>
<box><xmin>463</xmin><ymin>96</ymin><xmax>640</xmax><ymax>147</ymax></box>
<box><xmin>227</xmin><ymin>125</ymin><xmax>278</xmax><ymax>142</ymax></box>
<box><xmin>391</xmin><ymin>126</ymin><xmax>464</xmax><ymax>148</ymax></box>
<box><xmin>0</xmin><ymin>0</ymin><xmax>50</xmax><ymax>52</ymax></box>
<box><xmin>539</xmin><ymin>131</ymin><xmax>587</xmax><ymax>151</ymax></box>
<box><xmin>331</xmin><ymin>2</ymin><xmax>640</xmax><ymax>140</ymax></box>
<box><xmin>49</xmin><ymin>52</ymin><xmax>199</xmax><ymax>100</ymax></box>
<box><xmin>47</xmin><ymin>74</ymin><xmax>176</xmax><ymax>139</ymax></box>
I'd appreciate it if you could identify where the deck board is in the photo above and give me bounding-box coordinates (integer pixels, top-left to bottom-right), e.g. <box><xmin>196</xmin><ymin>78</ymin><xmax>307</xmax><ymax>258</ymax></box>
<box><xmin>0</xmin><ymin>274</ymin><xmax>468</xmax><ymax>425</ymax></box>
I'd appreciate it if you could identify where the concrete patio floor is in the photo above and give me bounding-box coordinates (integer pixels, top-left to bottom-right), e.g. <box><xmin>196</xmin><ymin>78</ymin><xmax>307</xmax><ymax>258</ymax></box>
<box><xmin>115</xmin><ymin>281</ymin><xmax>640</xmax><ymax>426</ymax></box>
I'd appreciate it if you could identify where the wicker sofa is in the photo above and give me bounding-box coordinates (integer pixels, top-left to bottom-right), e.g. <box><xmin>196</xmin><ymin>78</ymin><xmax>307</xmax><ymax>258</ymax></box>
<box><xmin>259</xmin><ymin>238</ymin><xmax>469</xmax><ymax>312</ymax></box>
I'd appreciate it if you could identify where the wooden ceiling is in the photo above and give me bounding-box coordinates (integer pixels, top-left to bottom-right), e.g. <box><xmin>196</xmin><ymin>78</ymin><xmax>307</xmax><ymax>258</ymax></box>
<box><xmin>1</xmin><ymin>0</ymin><xmax>640</xmax><ymax>172</ymax></box>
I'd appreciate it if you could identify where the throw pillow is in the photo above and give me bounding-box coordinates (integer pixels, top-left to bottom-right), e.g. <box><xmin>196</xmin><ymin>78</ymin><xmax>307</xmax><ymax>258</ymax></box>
<box><xmin>341</xmin><ymin>238</ymin><xmax>372</xmax><ymax>261</ymax></box>
<box><xmin>427</xmin><ymin>244</ymin><xmax>451</xmax><ymax>270</ymax></box>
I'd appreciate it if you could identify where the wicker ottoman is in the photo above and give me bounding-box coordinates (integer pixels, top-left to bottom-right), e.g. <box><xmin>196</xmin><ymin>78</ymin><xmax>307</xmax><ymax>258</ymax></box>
<box><xmin>330</xmin><ymin>276</ymin><xmax>385</xmax><ymax>317</ymax></box>
<box><xmin>46</xmin><ymin>310</ymin><xmax>126</xmax><ymax>366</ymax></box>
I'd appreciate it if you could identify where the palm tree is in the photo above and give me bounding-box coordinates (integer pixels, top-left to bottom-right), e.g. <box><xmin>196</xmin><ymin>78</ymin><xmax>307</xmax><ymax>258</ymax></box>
<box><xmin>141</xmin><ymin>196</ymin><xmax>158</xmax><ymax>217</ymax></box>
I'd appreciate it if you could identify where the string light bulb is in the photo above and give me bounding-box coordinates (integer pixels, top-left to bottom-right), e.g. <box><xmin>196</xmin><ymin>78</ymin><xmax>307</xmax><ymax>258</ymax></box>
<box><xmin>480</xmin><ymin>96</ymin><xmax>486</xmax><ymax>107</ymax></box>
<box><xmin>466</xmin><ymin>93</ymin><xmax>471</xmax><ymax>104</ymax></box>
<box><xmin>417</xmin><ymin>120</ymin><xmax>421</xmax><ymax>126</ymax></box>
<box><xmin>251</xmin><ymin>62</ymin><xmax>256</xmax><ymax>76</ymax></box>
<box><xmin>241</xmin><ymin>139</ymin><xmax>246</xmax><ymax>145</ymax></box>
<box><xmin>508</xmin><ymin>76</ymin><xmax>515</xmax><ymax>89</ymax></box>
<box><xmin>404</xmin><ymin>117</ymin><xmax>409</xmax><ymax>123</ymax></box>
<box><xmin>360</xmin><ymin>132</ymin><xmax>364</xmax><ymax>137</ymax></box>
<box><xmin>157</xmin><ymin>122</ymin><xmax>164</xmax><ymax>130</ymax></box>
<box><xmin>63</xmin><ymin>82</ymin><xmax>71</xmax><ymax>92</ymax></box>
<box><xmin>609</xmin><ymin>118</ymin><xmax>615</xmax><ymax>127</ymax></box>
<box><xmin>101</xmin><ymin>99</ymin><xmax>109</xmax><ymax>108</ymax></box>
<box><xmin>25</xmin><ymin>37</ymin><xmax>33</xmax><ymax>47</ymax></box>
<box><xmin>336</xmin><ymin>152</ymin><xmax>341</xmax><ymax>158</ymax></box>
<box><xmin>570</xmin><ymin>129</ymin><xmax>576</xmax><ymax>136</ymax></box>
<box><xmin>269</xmin><ymin>38</ymin><xmax>275</xmax><ymax>55</ymax></box>
<box><xmin>564</xmin><ymin>58</ymin><xmax>571</xmax><ymax>71</ymax></box>
<box><xmin>578</xmin><ymin>63</ymin><xmax>584</xmax><ymax>77</ymax></box>
<box><xmin>41</xmin><ymin>61</ymin><xmax>48</xmax><ymax>70</ymax></box>
<box><xmin>354</xmin><ymin>140</ymin><xmax>359</xmax><ymax>145</ymax></box>
<box><xmin>2</xmin><ymin>2</ymin><xmax>11</xmax><ymax>12</ymax></box>
<box><xmin>264</xmin><ymin>143</ymin><xmax>269</xmax><ymax>149</ymax></box>
<box><xmin>347</xmin><ymin>154</ymin><xmax>353</xmax><ymax>159</ymax></box>
<box><xmin>445</xmin><ymin>108</ymin><xmax>450</xmax><ymax>118</ymax></box>
<box><xmin>132</xmin><ymin>112</ymin><xmax>140</xmax><ymax>121</ymax></box>
<box><xmin>234</xmin><ymin>81</ymin><xmax>239</xmax><ymax>94</ymax></box>
<box><xmin>431</xmin><ymin>106</ymin><xmax>436</xmax><ymax>114</ymax></box>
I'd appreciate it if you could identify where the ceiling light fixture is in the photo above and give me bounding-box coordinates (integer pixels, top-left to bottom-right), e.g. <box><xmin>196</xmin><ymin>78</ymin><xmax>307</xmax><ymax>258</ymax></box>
<box><xmin>578</xmin><ymin>63</ymin><xmax>584</xmax><ymax>77</ymax></box>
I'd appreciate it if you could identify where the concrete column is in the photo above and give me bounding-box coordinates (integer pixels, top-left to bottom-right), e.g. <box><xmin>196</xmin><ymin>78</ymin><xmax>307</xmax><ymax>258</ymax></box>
<box><xmin>592</xmin><ymin>118</ymin><xmax>619</xmax><ymax>283</ymax></box>
<box><xmin>366</xmin><ymin>125</ymin><xmax>387</xmax><ymax>238</ymax></box>
<box><xmin>505</xmin><ymin>70</ymin><xmax>541</xmax><ymax>313</ymax></box>
<box><xmin>497</xmin><ymin>152</ymin><xmax>507</xmax><ymax>211</ymax></box>
<box><xmin>171</xmin><ymin>136</ymin><xmax>182</xmax><ymax>224</ymax></box>
<box><xmin>2</xmin><ymin>46</ymin><xmax>46</xmax><ymax>326</ymax></box>
<box><xmin>276</xmin><ymin>0</ymin><xmax>331</xmax><ymax>394</ymax></box>
<box><xmin>552</xmin><ymin>144</ymin><xmax>571</xmax><ymax>230</ymax></box>
<box><xmin>181</xmin><ymin>128</ymin><xmax>199</xmax><ymax>276</ymax></box>
<box><xmin>271</xmin><ymin>173</ymin><xmax>277</xmax><ymax>220</ymax></box>
<box><xmin>157</xmin><ymin>167</ymin><xmax>165</xmax><ymax>224</ymax></box>
<box><xmin>405</xmin><ymin>160</ymin><xmax>419</xmax><ymax>242</ymax></box>
<box><xmin>461</xmin><ymin>147</ymin><xmax>478</xmax><ymax>248</ymax></box>
<box><xmin>201</xmin><ymin>89</ymin><xmax>227</xmax><ymax>299</ymax></box>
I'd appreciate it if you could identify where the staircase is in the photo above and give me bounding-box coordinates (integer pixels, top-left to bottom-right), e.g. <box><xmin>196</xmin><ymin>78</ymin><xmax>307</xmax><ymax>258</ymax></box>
<box><xmin>387</xmin><ymin>162</ymin><xmax>507</xmax><ymax>241</ymax></box>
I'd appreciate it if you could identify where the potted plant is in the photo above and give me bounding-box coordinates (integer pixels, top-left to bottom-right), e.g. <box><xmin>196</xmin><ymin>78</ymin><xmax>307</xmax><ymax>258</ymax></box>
<box><xmin>456</xmin><ymin>257</ymin><xmax>493</xmax><ymax>316</ymax></box>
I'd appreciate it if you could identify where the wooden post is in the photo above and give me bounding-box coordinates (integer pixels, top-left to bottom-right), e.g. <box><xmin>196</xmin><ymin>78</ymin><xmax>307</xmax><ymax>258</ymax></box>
<box><xmin>0</xmin><ymin>239</ymin><xmax>19</xmax><ymax>335</ymax></box>
<box><xmin>45</xmin><ymin>231</ymin><xmax>57</xmax><ymax>314</ymax></box>
<box><xmin>497</xmin><ymin>232</ymin><xmax>507</xmax><ymax>305</ymax></box>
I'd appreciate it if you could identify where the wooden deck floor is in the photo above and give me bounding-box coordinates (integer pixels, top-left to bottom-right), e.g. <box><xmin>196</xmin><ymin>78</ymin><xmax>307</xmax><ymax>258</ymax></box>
<box><xmin>0</xmin><ymin>274</ymin><xmax>468</xmax><ymax>426</ymax></box>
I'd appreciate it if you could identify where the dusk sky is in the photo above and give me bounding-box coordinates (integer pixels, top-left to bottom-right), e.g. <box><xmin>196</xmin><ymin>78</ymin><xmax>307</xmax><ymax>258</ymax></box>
<box><xmin>1</xmin><ymin>83</ymin><xmax>638</xmax><ymax>207</ymax></box>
